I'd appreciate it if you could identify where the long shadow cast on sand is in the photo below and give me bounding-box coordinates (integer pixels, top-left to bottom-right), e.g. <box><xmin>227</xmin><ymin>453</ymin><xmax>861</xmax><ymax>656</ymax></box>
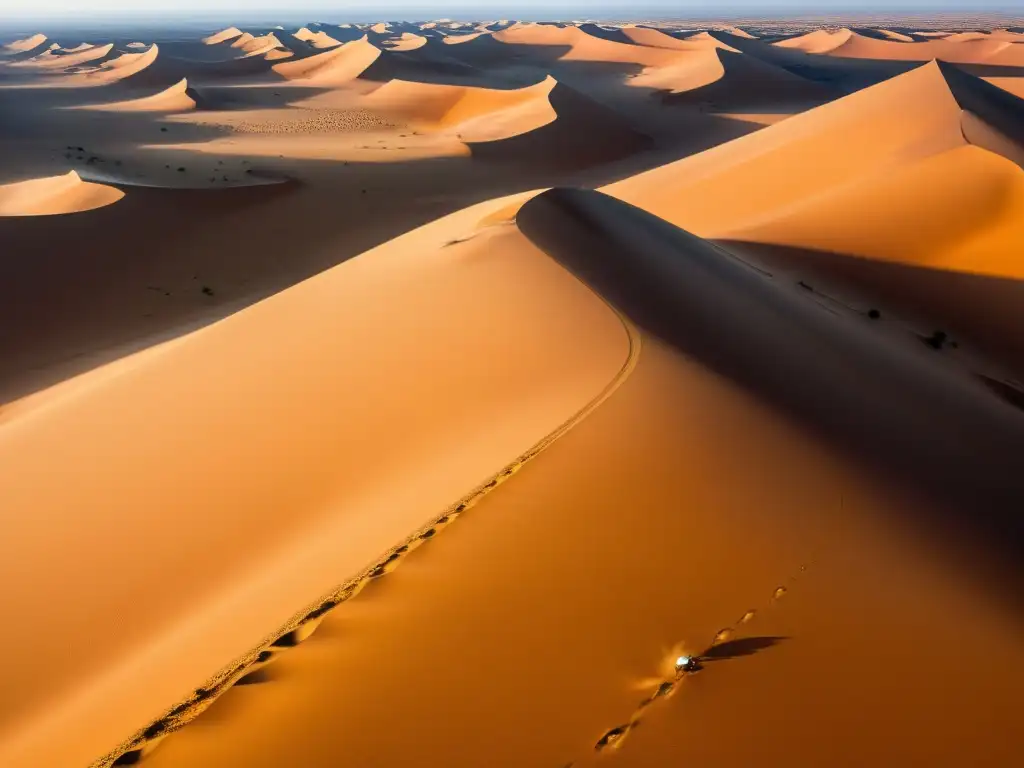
<box><xmin>699</xmin><ymin>636</ymin><xmax>788</xmax><ymax>662</ymax></box>
<box><xmin>517</xmin><ymin>187</ymin><xmax>1024</xmax><ymax>605</ymax></box>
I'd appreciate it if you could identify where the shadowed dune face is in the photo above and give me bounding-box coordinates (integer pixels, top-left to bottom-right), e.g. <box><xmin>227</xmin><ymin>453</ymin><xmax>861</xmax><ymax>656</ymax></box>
<box><xmin>517</xmin><ymin>188</ymin><xmax>1024</xmax><ymax>567</ymax></box>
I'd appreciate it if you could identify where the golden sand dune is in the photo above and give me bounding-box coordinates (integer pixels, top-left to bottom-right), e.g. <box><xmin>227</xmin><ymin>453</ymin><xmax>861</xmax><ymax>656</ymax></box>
<box><xmin>272</xmin><ymin>36</ymin><xmax>381</xmax><ymax>82</ymax></box>
<box><xmin>292</xmin><ymin>26</ymin><xmax>343</xmax><ymax>50</ymax></box>
<box><xmin>0</xmin><ymin>194</ymin><xmax>630</xmax><ymax>768</ymax></box>
<box><xmin>73</xmin><ymin>185</ymin><xmax>1024</xmax><ymax>768</ymax></box>
<box><xmin>12</xmin><ymin>42</ymin><xmax>114</xmax><ymax>69</ymax></box>
<box><xmin>75</xmin><ymin>78</ymin><xmax>200</xmax><ymax>112</ymax></box>
<box><xmin>231</xmin><ymin>32</ymin><xmax>284</xmax><ymax>56</ymax></box>
<box><xmin>1</xmin><ymin>17</ymin><xmax>1023</xmax><ymax>768</ymax></box>
<box><xmin>2</xmin><ymin>33</ymin><xmax>47</xmax><ymax>53</ymax></box>
<box><xmin>636</xmin><ymin>46</ymin><xmax>830</xmax><ymax>107</ymax></box>
<box><xmin>72</xmin><ymin>44</ymin><xmax>161</xmax><ymax>84</ymax></box>
<box><xmin>609</xmin><ymin>62</ymin><xmax>976</xmax><ymax>236</ymax></box>
<box><xmin>495</xmin><ymin>22</ymin><xmax>685</xmax><ymax>67</ymax></box>
<box><xmin>620</xmin><ymin>25</ymin><xmax>736</xmax><ymax>51</ymax></box>
<box><xmin>812</xmin><ymin>29</ymin><xmax>1024</xmax><ymax>65</ymax></box>
<box><xmin>774</xmin><ymin>28</ymin><xmax>854</xmax><ymax>54</ymax></box>
<box><xmin>876</xmin><ymin>28</ymin><xmax>916</xmax><ymax>42</ymax></box>
<box><xmin>0</xmin><ymin>170</ymin><xmax>123</xmax><ymax>215</ymax></box>
<box><xmin>384</xmin><ymin>32</ymin><xmax>428</xmax><ymax>51</ymax></box>
<box><xmin>363</xmin><ymin>76</ymin><xmax>550</xmax><ymax>129</ymax></box>
<box><xmin>362</xmin><ymin>74</ymin><xmax>651</xmax><ymax>166</ymax></box>
<box><xmin>202</xmin><ymin>27</ymin><xmax>244</xmax><ymax>45</ymax></box>
<box><xmin>611</xmin><ymin>58</ymin><xmax>1024</xmax><ymax>372</ymax></box>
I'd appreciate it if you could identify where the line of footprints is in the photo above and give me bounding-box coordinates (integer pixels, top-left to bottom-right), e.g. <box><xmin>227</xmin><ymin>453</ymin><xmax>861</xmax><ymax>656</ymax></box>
<box><xmin>102</xmin><ymin>463</ymin><xmax>523</xmax><ymax>767</ymax></box>
<box><xmin>579</xmin><ymin>560</ymin><xmax>813</xmax><ymax>763</ymax></box>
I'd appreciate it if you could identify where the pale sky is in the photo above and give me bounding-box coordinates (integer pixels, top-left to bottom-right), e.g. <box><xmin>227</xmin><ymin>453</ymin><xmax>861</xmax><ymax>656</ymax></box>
<box><xmin>5</xmin><ymin>0</ymin><xmax>1018</xmax><ymax>21</ymax></box>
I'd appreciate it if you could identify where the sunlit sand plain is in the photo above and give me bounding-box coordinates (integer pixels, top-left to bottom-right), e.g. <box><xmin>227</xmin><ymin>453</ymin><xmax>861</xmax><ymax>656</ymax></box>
<box><xmin>1</xmin><ymin>15</ymin><xmax>1022</xmax><ymax>768</ymax></box>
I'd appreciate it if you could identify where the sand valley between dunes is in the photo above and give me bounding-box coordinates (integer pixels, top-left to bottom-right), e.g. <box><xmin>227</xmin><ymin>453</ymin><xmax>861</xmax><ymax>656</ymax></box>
<box><xmin>1</xmin><ymin>13</ymin><xmax>1023</xmax><ymax>768</ymax></box>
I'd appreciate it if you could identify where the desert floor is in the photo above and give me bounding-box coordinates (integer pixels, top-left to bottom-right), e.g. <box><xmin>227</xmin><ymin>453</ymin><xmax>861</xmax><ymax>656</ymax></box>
<box><xmin>0</xmin><ymin>16</ymin><xmax>1022</xmax><ymax>768</ymax></box>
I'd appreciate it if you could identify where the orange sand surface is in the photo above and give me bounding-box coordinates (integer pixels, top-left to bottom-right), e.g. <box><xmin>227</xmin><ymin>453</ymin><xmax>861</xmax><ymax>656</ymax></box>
<box><xmin>0</xmin><ymin>15</ymin><xmax>1022</xmax><ymax>768</ymax></box>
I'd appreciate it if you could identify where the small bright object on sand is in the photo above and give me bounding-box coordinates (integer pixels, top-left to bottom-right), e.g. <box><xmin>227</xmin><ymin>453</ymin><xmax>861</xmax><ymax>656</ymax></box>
<box><xmin>675</xmin><ymin>655</ymin><xmax>698</xmax><ymax>673</ymax></box>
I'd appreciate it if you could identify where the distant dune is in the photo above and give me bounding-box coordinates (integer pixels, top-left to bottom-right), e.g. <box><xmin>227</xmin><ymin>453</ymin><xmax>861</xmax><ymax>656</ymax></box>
<box><xmin>272</xmin><ymin>36</ymin><xmax>381</xmax><ymax>82</ymax></box>
<box><xmin>2</xmin><ymin>33</ymin><xmax>48</xmax><ymax>54</ymax></box>
<box><xmin>0</xmin><ymin>171</ymin><xmax>123</xmax><ymax>215</ymax></box>
<box><xmin>77</xmin><ymin>78</ymin><xmax>201</xmax><ymax>112</ymax></box>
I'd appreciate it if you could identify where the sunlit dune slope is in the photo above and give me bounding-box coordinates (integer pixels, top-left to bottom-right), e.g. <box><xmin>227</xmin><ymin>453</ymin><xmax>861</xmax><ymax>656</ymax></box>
<box><xmin>12</xmin><ymin>42</ymin><xmax>114</xmax><ymax>69</ymax></box>
<box><xmin>610</xmin><ymin>60</ymin><xmax>1024</xmax><ymax>373</ymax></box>
<box><xmin>495</xmin><ymin>22</ymin><xmax>686</xmax><ymax>67</ymax></box>
<box><xmin>1</xmin><ymin>33</ymin><xmax>48</xmax><ymax>54</ymax></box>
<box><xmin>636</xmin><ymin>47</ymin><xmax>831</xmax><ymax>107</ymax></box>
<box><xmin>609</xmin><ymin>62</ymin><xmax>1012</xmax><ymax>250</ymax></box>
<box><xmin>72</xmin><ymin>44</ymin><xmax>161</xmax><ymax>84</ymax></box>
<box><xmin>363</xmin><ymin>75</ymin><xmax>651</xmax><ymax>166</ymax></box>
<box><xmin>272</xmin><ymin>36</ymin><xmax>381</xmax><ymax>82</ymax></box>
<box><xmin>774</xmin><ymin>28</ymin><xmax>854</xmax><ymax>54</ymax></box>
<box><xmin>75</xmin><ymin>78</ymin><xmax>201</xmax><ymax>112</ymax></box>
<box><xmin>100</xmin><ymin>188</ymin><xmax>1024</xmax><ymax>768</ymax></box>
<box><xmin>797</xmin><ymin>28</ymin><xmax>1024</xmax><ymax>65</ymax></box>
<box><xmin>620</xmin><ymin>25</ymin><xmax>735</xmax><ymax>51</ymax></box>
<box><xmin>292</xmin><ymin>26</ymin><xmax>343</xmax><ymax>50</ymax></box>
<box><xmin>0</xmin><ymin>171</ymin><xmax>123</xmax><ymax>216</ymax></box>
<box><xmin>0</xmin><ymin>194</ymin><xmax>630</xmax><ymax>768</ymax></box>
<box><xmin>202</xmin><ymin>27</ymin><xmax>244</xmax><ymax>45</ymax></box>
<box><xmin>363</xmin><ymin>76</ymin><xmax>556</xmax><ymax>134</ymax></box>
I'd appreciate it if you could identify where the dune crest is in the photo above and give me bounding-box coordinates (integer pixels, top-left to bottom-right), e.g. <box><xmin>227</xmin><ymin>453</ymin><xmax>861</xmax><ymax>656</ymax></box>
<box><xmin>774</xmin><ymin>28</ymin><xmax>854</xmax><ymax>54</ymax></box>
<box><xmin>293</xmin><ymin>27</ymin><xmax>343</xmax><ymax>49</ymax></box>
<box><xmin>272</xmin><ymin>36</ymin><xmax>381</xmax><ymax>82</ymax></box>
<box><xmin>13</xmin><ymin>42</ymin><xmax>114</xmax><ymax>70</ymax></box>
<box><xmin>2</xmin><ymin>33</ymin><xmax>47</xmax><ymax>53</ymax></box>
<box><xmin>202</xmin><ymin>27</ymin><xmax>244</xmax><ymax>45</ymax></box>
<box><xmin>79</xmin><ymin>78</ymin><xmax>200</xmax><ymax>112</ymax></box>
<box><xmin>0</xmin><ymin>171</ymin><xmax>123</xmax><ymax>216</ymax></box>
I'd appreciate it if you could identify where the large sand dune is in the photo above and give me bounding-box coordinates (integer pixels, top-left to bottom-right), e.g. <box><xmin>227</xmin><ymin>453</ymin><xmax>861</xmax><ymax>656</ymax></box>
<box><xmin>76</xmin><ymin>78</ymin><xmax>201</xmax><ymax>112</ymax></box>
<box><xmin>272</xmin><ymin>36</ymin><xmax>381</xmax><ymax>82</ymax></box>
<box><xmin>0</xmin><ymin>15</ymin><xmax>1022</xmax><ymax>768</ymax></box>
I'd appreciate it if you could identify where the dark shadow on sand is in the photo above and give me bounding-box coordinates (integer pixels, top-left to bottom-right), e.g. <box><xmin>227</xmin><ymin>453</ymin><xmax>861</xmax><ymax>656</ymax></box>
<box><xmin>700</xmin><ymin>636</ymin><xmax>787</xmax><ymax>661</ymax></box>
<box><xmin>517</xmin><ymin>188</ymin><xmax>1024</xmax><ymax>607</ymax></box>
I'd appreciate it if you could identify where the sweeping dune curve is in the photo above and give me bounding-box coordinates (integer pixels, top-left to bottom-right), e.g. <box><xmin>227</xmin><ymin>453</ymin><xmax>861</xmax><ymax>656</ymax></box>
<box><xmin>1</xmin><ymin>13</ymin><xmax>1022</xmax><ymax>768</ymax></box>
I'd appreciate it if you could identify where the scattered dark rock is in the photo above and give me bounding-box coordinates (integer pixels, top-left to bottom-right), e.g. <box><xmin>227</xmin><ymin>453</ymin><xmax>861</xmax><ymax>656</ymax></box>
<box><xmin>867</xmin><ymin>308</ymin><xmax>881</xmax><ymax>320</ymax></box>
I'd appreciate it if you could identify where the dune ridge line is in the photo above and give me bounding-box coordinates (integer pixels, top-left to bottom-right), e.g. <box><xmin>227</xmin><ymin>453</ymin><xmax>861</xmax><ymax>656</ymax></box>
<box><xmin>89</xmin><ymin>225</ymin><xmax>642</xmax><ymax>768</ymax></box>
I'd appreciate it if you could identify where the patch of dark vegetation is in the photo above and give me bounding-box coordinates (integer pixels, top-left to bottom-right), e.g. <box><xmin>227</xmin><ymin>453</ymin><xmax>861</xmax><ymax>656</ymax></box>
<box><xmin>867</xmin><ymin>308</ymin><xmax>881</xmax><ymax>319</ymax></box>
<box><xmin>201</xmin><ymin>285</ymin><xmax>214</xmax><ymax>296</ymax></box>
